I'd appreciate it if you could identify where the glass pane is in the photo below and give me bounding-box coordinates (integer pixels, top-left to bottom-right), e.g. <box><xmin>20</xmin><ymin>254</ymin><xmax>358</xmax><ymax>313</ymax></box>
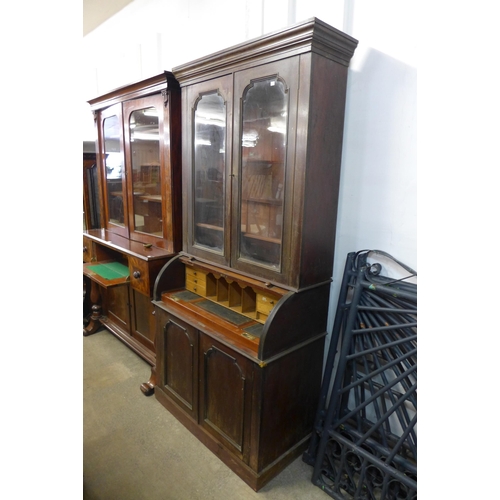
<box><xmin>103</xmin><ymin>115</ymin><xmax>124</xmax><ymax>226</ymax></box>
<box><xmin>239</xmin><ymin>78</ymin><xmax>287</xmax><ymax>269</ymax></box>
<box><xmin>129</xmin><ymin>107</ymin><xmax>162</xmax><ymax>237</ymax></box>
<box><xmin>193</xmin><ymin>93</ymin><xmax>226</xmax><ymax>252</ymax></box>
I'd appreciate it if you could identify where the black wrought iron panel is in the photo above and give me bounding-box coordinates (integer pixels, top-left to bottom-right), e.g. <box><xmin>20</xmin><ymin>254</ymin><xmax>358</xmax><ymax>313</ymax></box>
<box><xmin>304</xmin><ymin>250</ymin><xmax>417</xmax><ymax>500</ymax></box>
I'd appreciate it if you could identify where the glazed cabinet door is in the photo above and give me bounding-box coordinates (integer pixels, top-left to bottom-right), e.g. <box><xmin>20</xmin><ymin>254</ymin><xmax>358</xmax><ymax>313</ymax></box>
<box><xmin>199</xmin><ymin>334</ymin><xmax>254</xmax><ymax>463</ymax></box>
<box><xmin>183</xmin><ymin>75</ymin><xmax>233</xmax><ymax>267</ymax></box>
<box><xmin>123</xmin><ymin>94</ymin><xmax>170</xmax><ymax>247</ymax></box>
<box><xmin>156</xmin><ymin>309</ymin><xmax>199</xmax><ymax>421</ymax></box>
<box><xmin>97</xmin><ymin>103</ymin><xmax>128</xmax><ymax>238</ymax></box>
<box><xmin>231</xmin><ymin>58</ymin><xmax>300</xmax><ymax>285</ymax></box>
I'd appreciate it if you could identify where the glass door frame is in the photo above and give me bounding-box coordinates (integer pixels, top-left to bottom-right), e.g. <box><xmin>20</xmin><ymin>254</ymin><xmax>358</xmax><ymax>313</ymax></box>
<box><xmin>183</xmin><ymin>75</ymin><xmax>233</xmax><ymax>268</ymax></box>
<box><xmin>97</xmin><ymin>103</ymin><xmax>128</xmax><ymax>238</ymax></box>
<box><xmin>230</xmin><ymin>59</ymin><xmax>300</xmax><ymax>285</ymax></box>
<box><xmin>123</xmin><ymin>94</ymin><xmax>169</xmax><ymax>246</ymax></box>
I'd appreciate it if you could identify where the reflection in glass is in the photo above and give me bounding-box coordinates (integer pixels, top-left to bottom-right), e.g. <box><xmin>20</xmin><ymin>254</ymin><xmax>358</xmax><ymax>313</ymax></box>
<box><xmin>239</xmin><ymin>77</ymin><xmax>287</xmax><ymax>269</ymax></box>
<box><xmin>129</xmin><ymin>107</ymin><xmax>162</xmax><ymax>237</ymax></box>
<box><xmin>104</xmin><ymin>115</ymin><xmax>124</xmax><ymax>226</ymax></box>
<box><xmin>193</xmin><ymin>93</ymin><xmax>226</xmax><ymax>252</ymax></box>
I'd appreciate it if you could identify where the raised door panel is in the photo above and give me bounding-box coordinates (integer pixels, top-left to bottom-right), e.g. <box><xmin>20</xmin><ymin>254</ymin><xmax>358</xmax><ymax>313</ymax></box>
<box><xmin>104</xmin><ymin>284</ymin><xmax>131</xmax><ymax>332</ymax></box>
<box><xmin>130</xmin><ymin>289</ymin><xmax>156</xmax><ymax>353</ymax></box>
<box><xmin>183</xmin><ymin>75</ymin><xmax>233</xmax><ymax>267</ymax></box>
<box><xmin>158</xmin><ymin>312</ymin><xmax>198</xmax><ymax>420</ymax></box>
<box><xmin>231</xmin><ymin>58</ymin><xmax>300</xmax><ymax>287</ymax></box>
<box><xmin>199</xmin><ymin>334</ymin><xmax>254</xmax><ymax>463</ymax></box>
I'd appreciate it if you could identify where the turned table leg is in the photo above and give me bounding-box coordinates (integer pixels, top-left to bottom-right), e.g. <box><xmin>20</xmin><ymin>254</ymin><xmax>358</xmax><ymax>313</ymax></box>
<box><xmin>83</xmin><ymin>279</ymin><xmax>103</xmax><ymax>336</ymax></box>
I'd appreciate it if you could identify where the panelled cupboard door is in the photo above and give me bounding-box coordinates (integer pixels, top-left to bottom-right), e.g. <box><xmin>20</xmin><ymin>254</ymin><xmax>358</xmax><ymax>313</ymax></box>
<box><xmin>157</xmin><ymin>311</ymin><xmax>199</xmax><ymax>421</ymax></box>
<box><xmin>130</xmin><ymin>289</ymin><xmax>156</xmax><ymax>352</ymax></box>
<box><xmin>183</xmin><ymin>75</ymin><xmax>233</xmax><ymax>268</ymax></box>
<box><xmin>199</xmin><ymin>334</ymin><xmax>253</xmax><ymax>463</ymax></box>
<box><xmin>105</xmin><ymin>285</ymin><xmax>131</xmax><ymax>332</ymax></box>
<box><xmin>231</xmin><ymin>58</ymin><xmax>300</xmax><ymax>284</ymax></box>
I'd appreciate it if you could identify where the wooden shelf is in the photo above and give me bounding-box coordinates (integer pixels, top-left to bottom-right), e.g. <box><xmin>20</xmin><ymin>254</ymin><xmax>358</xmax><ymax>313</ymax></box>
<box><xmin>242</xmin><ymin>233</ymin><xmax>281</xmax><ymax>244</ymax></box>
<box><xmin>243</xmin><ymin>197</ymin><xmax>282</xmax><ymax>205</ymax></box>
<box><xmin>196</xmin><ymin>222</ymin><xmax>224</xmax><ymax>231</ymax></box>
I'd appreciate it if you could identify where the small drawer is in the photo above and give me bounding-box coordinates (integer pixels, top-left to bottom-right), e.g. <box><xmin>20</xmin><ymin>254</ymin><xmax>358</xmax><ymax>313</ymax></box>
<box><xmin>186</xmin><ymin>267</ymin><xmax>207</xmax><ymax>280</ymax></box>
<box><xmin>256</xmin><ymin>293</ymin><xmax>277</xmax><ymax>316</ymax></box>
<box><xmin>129</xmin><ymin>257</ymin><xmax>150</xmax><ymax>295</ymax></box>
<box><xmin>83</xmin><ymin>236</ymin><xmax>93</xmax><ymax>263</ymax></box>
<box><xmin>185</xmin><ymin>267</ymin><xmax>210</xmax><ymax>296</ymax></box>
<box><xmin>186</xmin><ymin>276</ymin><xmax>207</xmax><ymax>296</ymax></box>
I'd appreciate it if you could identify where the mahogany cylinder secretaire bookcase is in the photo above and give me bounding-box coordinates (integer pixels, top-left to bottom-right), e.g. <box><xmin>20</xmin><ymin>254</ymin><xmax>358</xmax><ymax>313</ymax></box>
<box><xmin>83</xmin><ymin>72</ymin><xmax>182</xmax><ymax>395</ymax></box>
<box><xmin>152</xmin><ymin>18</ymin><xmax>358</xmax><ymax>490</ymax></box>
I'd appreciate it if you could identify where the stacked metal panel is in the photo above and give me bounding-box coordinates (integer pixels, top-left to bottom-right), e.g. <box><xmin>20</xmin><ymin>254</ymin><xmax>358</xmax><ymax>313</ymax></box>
<box><xmin>303</xmin><ymin>251</ymin><xmax>417</xmax><ymax>500</ymax></box>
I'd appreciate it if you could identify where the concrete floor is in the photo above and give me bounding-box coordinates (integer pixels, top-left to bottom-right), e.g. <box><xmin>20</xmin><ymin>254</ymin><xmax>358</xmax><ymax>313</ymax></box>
<box><xmin>83</xmin><ymin>328</ymin><xmax>329</xmax><ymax>500</ymax></box>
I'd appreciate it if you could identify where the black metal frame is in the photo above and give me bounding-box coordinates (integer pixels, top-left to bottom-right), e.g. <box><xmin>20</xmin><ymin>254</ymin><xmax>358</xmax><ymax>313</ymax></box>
<box><xmin>304</xmin><ymin>250</ymin><xmax>417</xmax><ymax>500</ymax></box>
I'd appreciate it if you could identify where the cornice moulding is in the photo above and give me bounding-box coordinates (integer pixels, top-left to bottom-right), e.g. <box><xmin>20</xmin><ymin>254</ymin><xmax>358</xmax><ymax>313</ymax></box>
<box><xmin>88</xmin><ymin>71</ymin><xmax>179</xmax><ymax>111</ymax></box>
<box><xmin>173</xmin><ymin>18</ymin><xmax>358</xmax><ymax>86</ymax></box>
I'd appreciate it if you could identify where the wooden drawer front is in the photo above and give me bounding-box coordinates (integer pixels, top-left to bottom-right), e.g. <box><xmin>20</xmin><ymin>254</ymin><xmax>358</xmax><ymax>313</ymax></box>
<box><xmin>186</xmin><ymin>277</ymin><xmax>207</xmax><ymax>296</ymax></box>
<box><xmin>185</xmin><ymin>268</ymin><xmax>209</xmax><ymax>296</ymax></box>
<box><xmin>128</xmin><ymin>257</ymin><xmax>150</xmax><ymax>295</ymax></box>
<box><xmin>83</xmin><ymin>236</ymin><xmax>93</xmax><ymax>262</ymax></box>
<box><xmin>256</xmin><ymin>293</ymin><xmax>277</xmax><ymax>318</ymax></box>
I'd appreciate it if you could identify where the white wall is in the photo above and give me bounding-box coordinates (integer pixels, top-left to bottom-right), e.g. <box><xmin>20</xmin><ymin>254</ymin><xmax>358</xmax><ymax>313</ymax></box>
<box><xmin>82</xmin><ymin>0</ymin><xmax>417</xmax><ymax>342</ymax></box>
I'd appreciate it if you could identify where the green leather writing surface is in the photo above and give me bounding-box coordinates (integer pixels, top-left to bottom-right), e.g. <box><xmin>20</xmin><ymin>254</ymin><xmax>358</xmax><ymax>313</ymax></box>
<box><xmin>87</xmin><ymin>262</ymin><xmax>130</xmax><ymax>280</ymax></box>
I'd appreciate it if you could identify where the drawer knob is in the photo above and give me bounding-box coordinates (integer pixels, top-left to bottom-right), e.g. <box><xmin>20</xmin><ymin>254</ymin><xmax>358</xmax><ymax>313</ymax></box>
<box><xmin>83</xmin><ymin>246</ymin><xmax>87</xmax><ymax>252</ymax></box>
<box><xmin>133</xmin><ymin>271</ymin><xmax>141</xmax><ymax>279</ymax></box>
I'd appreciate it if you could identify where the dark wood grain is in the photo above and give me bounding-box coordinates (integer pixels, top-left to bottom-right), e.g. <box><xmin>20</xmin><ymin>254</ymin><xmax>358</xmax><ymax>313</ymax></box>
<box><xmin>83</xmin><ymin>72</ymin><xmax>183</xmax><ymax>394</ymax></box>
<box><xmin>153</xmin><ymin>19</ymin><xmax>357</xmax><ymax>489</ymax></box>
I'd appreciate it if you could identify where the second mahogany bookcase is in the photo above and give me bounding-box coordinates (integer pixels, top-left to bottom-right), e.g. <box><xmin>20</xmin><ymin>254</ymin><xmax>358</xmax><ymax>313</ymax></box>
<box><xmin>83</xmin><ymin>71</ymin><xmax>182</xmax><ymax>395</ymax></box>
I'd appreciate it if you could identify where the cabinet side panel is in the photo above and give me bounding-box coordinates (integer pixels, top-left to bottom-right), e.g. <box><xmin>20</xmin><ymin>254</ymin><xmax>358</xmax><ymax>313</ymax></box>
<box><xmin>258</xmin><ymin>336</ymin><xmax>324</xmax><ymax>470</ymax></box>
<box><xmin>300</xmin><ymin>54</ymin><xmax>349</xmax><ymax>288</ymax></box>
<box><xmin>165</xmin><ymin>86</ymin><xmax>183</xmax><ymax>254</ymax></box>
<box><xmin>259</xmin><ymin>283</ymin><xmax>330</xmax><ymax>360</ymax></box>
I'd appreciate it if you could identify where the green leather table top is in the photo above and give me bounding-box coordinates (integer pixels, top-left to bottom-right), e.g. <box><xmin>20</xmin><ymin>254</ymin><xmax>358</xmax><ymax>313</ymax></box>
<box><xmin>87</xmin><ymin>262</ymin><xmax>130</xmax><ymax>280</ymax></box>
